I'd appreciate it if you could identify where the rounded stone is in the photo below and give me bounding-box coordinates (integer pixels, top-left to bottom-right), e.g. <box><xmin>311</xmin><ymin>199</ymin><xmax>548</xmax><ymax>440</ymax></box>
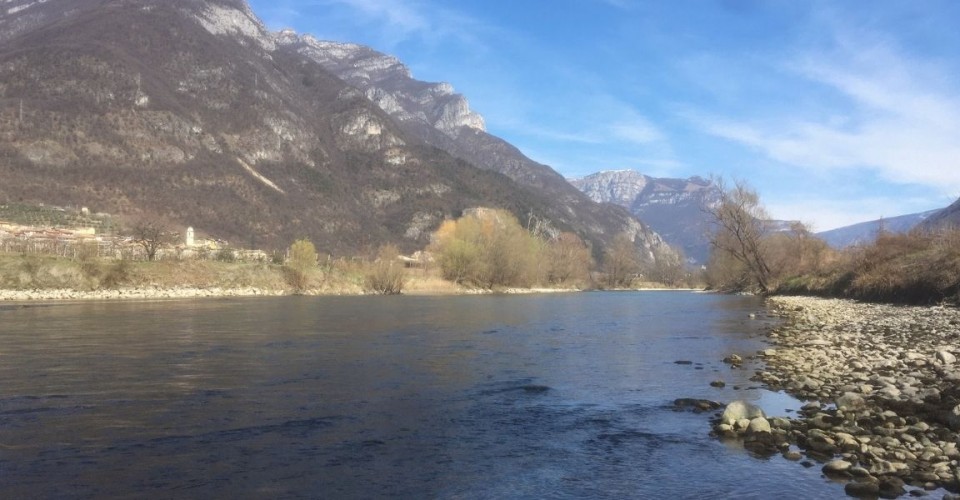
<box><xmin>845</xmin><ymin>481</ymin><xmax>880</xmax><ymax>498</ymax></box>
<box><xmin>823</xmin><ymin>459</ymin><xmax>852</xmax><ymax>474</ymax></box>
<box><xmin>721</xmin><ymin>400</ymin><xmax>765</xmax><ymax>426</ymax></box>
<box><xmin>748</xmin><ymin>417</ymin><xmax>771</xmax><ymax>434</ymax></box>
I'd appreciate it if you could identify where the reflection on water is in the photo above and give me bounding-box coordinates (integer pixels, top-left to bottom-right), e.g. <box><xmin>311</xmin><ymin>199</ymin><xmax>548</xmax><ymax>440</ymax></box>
<box><xmin>1</xmin><ymin>292</ymin><xmax>841</xmax><ymax>498</ymax></box>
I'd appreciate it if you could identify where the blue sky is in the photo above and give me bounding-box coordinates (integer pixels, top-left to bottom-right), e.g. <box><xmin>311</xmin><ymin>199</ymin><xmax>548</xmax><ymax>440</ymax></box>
<box><xmin>248</xmin><ymin>0</ymin><xmax>960</xmax><ymax>231</ymax></box>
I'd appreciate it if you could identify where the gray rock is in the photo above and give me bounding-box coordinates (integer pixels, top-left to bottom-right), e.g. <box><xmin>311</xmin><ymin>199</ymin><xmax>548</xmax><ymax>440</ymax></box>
<box><xmin>936</xmin><ymin>349</ymin><xmax>956</xmax><ymax>365</ymax></box>
<box><xmin>748</xmin><ymin>417</ymin><xmax>771</xmax><ymax>434</ymax></box>
<box><xmin>823</xmin><ymin>459</ymin><xmax>852</xmax><ymax>474</ymax></box>
<box><xmin>845</xmin><ymin>481</ymin><xmax>879</xmax><ymax>498</ymax></box>
<box><xmin>723</xmin><ymin>354</ymin><xmax>743</xmax><ymax>365</ymax></box>
<box><xmin>783</xmin><ymin>450</ymin><xmax>802</xmax><ymax>460</ymax></box>
<box><xmin>721</xmin><ymin>401</ymin><xmax>765</xmax><ymax>426</ymax></box>
<box><xmin>947</xmin><ymin>404</ymin><xmax>960</xmax><ymax>431</ymax></box>
<box><xmin>836</xmin><ymin>392</ymin><xmax>867</xmax><ymax>412</ymax></box>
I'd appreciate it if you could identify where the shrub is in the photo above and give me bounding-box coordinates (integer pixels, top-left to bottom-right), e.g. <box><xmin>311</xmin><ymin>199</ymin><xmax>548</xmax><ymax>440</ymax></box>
<box><xmin>364</xmin><ymin>245</ymin><xmax>406</xmax><ymax>295</ymax></box>
<box><xmin>101</xmin><ymin>258</ymin><xmax>133</xmax><ymax>288</ymax></box>
<box><xmin>285</xmin><ymin>239</ymin><xmax>317</xmax><ymax>292</ymax></box>
<box><xmin>215</xmin><ymin>247</ymin><xmax>236</xmax><ymax>263</ymax></box>
<box><xmin>429</xmin><ymin>209</ymin><xmax>544</xmax><ymax>288</ymax></box>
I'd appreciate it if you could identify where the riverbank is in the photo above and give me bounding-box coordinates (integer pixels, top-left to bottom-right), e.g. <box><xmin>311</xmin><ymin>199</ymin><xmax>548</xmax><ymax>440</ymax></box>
<box><xmin>737</xmin><ymin>296</ymin><xmax>960</xmax><ymax>497</ymax></box>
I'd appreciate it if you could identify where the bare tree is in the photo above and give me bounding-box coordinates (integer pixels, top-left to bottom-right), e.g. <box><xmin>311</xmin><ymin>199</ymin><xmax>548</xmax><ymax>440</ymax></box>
<box><xmin>132</xmin><ymin>219</ymin><xmax>171</xmax><ymax>261</ymax></box>
<box><xmin>704</xmin><ymin>178</ymin><xmax>773</xmax><ymax>293</ymax></box>
<box><xmin>602</xmin><ymin>234</ymin><xmax>641</xmax><ymax>288</ymax></box>
<box><xmin>545</xmin><ymin>232</ymin><xmax>592</xmax><ymax>285</ymax></box>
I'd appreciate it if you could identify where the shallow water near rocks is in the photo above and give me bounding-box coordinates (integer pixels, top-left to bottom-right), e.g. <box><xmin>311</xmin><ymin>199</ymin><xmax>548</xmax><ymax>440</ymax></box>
<box><xmin>1</xmin><ymin>291</ymin><xmax>845</xmax><ymax>498</ymax></box>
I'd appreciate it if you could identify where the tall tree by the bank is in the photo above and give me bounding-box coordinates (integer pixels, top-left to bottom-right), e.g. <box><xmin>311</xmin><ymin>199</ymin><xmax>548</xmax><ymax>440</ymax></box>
<box><xmin>132</xmin><ymin>219</ymin><xmax>171</xmax><ymax>261</ymax></box>
<box><xmin>544</xmin><ymin>232</ymin><xmax>592</xmax><ymax>285</ymax></box>
<box><xmin>704</xmin><ymin>178</ymin><xmax>773</xmax><ymax>293</ymax></box>
<box><xmin>602</xmin><ymin>234</ymin><xmax>641</xmax><ymax>288</ymax></box>
<box><xmin>286</xmin><ymin>239</ymin><xmax>318</xmax><ymax>292</ymax></box>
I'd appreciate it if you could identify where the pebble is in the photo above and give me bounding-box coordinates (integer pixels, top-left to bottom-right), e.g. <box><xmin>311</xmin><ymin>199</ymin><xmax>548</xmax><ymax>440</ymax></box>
<box><xmin>713</xmin><ymin>296</ymin><xmax>960</xmax><ymax>496</ymax></box>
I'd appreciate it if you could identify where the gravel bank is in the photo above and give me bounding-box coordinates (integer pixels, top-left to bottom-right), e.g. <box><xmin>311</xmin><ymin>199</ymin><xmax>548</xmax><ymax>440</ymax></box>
<box><xmin>718</xmin><ymin>296</ymin><xmax>960</xmax><ymax>497</ymax></box>
<box><xmin>0</xmin><ymin>287</ymin><xmax>288</xmax><ymax>301</ymax></box>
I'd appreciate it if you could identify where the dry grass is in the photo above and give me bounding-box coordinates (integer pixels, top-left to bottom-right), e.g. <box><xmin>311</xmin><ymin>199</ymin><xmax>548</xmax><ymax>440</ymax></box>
<box><xmin>776</xmin><ymin>229</ymin><xmax>960</xmax><ymax>305</ymax></box>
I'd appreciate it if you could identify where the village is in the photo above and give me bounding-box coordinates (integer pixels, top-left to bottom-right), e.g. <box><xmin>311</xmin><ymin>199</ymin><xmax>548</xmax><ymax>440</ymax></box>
<box><xmin>0</xmin><ymin>203</ymin><xmax>267</xmax><ymax>262</ymax></box>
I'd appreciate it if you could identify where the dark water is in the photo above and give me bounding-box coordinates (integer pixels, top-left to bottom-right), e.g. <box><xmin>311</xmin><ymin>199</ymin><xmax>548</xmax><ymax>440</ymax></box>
<box><xmin>0</xmin><ymin>292</ymin><xmax>844</xmax><ymax>498</ymax></box>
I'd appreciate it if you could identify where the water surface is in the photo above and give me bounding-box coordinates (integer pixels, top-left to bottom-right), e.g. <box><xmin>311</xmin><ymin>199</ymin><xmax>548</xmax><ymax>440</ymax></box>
<box><xmin>0</xmin><ymin>292</ymin><xmax>842</xmax><ymax>498</ymax></box>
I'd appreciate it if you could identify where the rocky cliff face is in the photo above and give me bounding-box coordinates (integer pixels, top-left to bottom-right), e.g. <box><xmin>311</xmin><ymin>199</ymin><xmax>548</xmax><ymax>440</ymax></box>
<box><xmin>275</xmin><ymin>30</ymin><xmax>668</xmax><ymax>258</ymax></box>
<box><xmin>0</xmin><ymin>0</ymin><xmax>562</xmax><ymax>253</ymax></box>
<box><xmin>571</xmin><ymin>171</ymin><xmax>720</xmax><ymax>263</ymax></box>
<box><xmin>275</xmin><ymin>33</ymin><xmax>486</xmax><ymax>139</ymax></box>
<box><xmin>0</xmin><ymin>0</ymin><xmax>669</xmax><ymax>259</ymax></box>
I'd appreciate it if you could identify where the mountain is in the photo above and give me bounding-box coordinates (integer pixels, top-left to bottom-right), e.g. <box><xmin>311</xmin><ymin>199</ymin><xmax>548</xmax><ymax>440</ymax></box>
<box><xmin>273</xmin><ymin>31</ymin><xmax>666</xmax><ymax>258</ymax></box>
<box><xmin>0</xmin><ymin>0</ymin><xmax>666</xmax><ymax>257</ymax></box>
<box><xmin>919</xmin><ymin>198</ymin><xmax>960</xmax><ymax>232</ymax></box>
<box><xmin>570</xmin><ymin>171</ymin><xmax>721</xmax><ymax>263</ymax></box>
<box><xmin>817</xmin><ymin>210</ymin><xmax>940</xmax><ymax>248</ymax></box>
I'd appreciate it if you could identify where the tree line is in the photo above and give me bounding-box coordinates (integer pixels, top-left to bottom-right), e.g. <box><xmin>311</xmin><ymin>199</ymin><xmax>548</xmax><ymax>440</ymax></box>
<box><xmin>703</xmin><ymin>177</ymin><xmax>959</xmax><ymax>304</ymax></box>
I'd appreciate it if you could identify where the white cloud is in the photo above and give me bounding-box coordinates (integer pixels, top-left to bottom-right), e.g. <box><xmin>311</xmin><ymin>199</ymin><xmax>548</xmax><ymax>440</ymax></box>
<box><xmin>766</xmin><ymin>196</ymin><xmax>942</xmax><ymax>232</ymax></box>
<box><xmin>689</xmin><ymin>21</ymin><xmax>960</xmax><ymax>195</ymax></box>
<box><xmin>313</xmin><ymin>0</ymin><xmax>494</xmax><ymax>51</ymax></box>
<box><xmin>610</xmin><ymin>121</ymin><xmax>663</xmax><ymax>144</ymax></box>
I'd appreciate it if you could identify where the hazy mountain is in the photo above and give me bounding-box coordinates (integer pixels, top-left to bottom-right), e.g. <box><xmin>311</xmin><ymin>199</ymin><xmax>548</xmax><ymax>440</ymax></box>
<box><xmin>919</xmin><ymin>198</ymin><xmax>960</xmax><ymax>232</ymax></box>
<box><xmin>570</xmin><ymin>171</ymin><xmax>720</xmax><ymax>263</ymax></box>
<box><xmin>817</xmin><ymin>210</ymin><xmax>941</xmax><ymax>248</ymax></box>
<box><xmin>0</xmin><ymin>0</ymin><xmax>667</xmax><ymax>257</ymax></box>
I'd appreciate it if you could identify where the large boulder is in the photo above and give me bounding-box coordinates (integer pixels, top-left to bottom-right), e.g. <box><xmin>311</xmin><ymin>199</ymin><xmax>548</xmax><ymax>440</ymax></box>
<box><xmin>947</xmin><ymin>404</ymin><xmax>960</xmax><ymax>431</ymax></box>
<box><xmin>721</xmin><ymin>400</ymin><xmax>765</xmax><ymax>426</ymax></box>
<box><xmin>836</xmin><ymin>392</ymin><xmax>867</xmax><ymax>412</ymax></box>
<box><xmin>937</xmin><ymin>349</ymin><xmax>957</xmax><ymax>365</ymax></box>
<box><xmin>747</xmin><ymin>417</ymin><xmax>771</xmax><ymax>434</ymax></box>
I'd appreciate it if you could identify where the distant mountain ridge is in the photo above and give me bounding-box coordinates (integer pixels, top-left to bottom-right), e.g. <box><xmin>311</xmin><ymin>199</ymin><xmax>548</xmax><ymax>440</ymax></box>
<box><xmin>0</xmin><ymin>0</ymin><xmax>668</xmax><ymax>258</ymax></box>
<box><xmin>919</xmin><ymin>197</ymin><xmax>960</xmax><ymax>231</ymax></box>
<box><xmin>276</xmin><ymin>30</ymin><xmax>664</xmax><ymax>257</ymax></box>
<box><xmin>816</xmin><ymin>210</ymin><xmax>941</xmax><ymax>248</ymax></box>
<box><xmin>570</xmin><ymin>171</ymin><xmax>721</xmax><ymax>263</ymax></box>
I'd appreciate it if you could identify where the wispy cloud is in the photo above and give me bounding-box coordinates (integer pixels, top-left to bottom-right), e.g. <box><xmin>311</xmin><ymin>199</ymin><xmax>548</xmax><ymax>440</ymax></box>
<box><xmin>688</xmin><ymin>14</ymin><xmax>960</xmax><ymax>195</ymax></box>
<box><xmin>308</xmin><ymin>0</ymin><xmax>496</xmax><ymax>52</ymax></box>
<box><xmin>767</xmin><ymin>195</ymin><xmax>941</xmax><ymax>232</ymax></box>
<box><xmin>610</xmin><ymin>121</ymin><xmax>663</xmax><ymax>144</ymax></box>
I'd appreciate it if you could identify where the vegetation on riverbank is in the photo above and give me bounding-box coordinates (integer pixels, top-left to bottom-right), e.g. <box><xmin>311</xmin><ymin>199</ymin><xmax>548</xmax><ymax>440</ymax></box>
<box><xmin>0</xmin><ymin>208</ymin><xmax>704</xmax><ymax>299</ymax></box>
<box><xmin>703</xmin><ymin>178</ymin><xmax>959</xmax><ymax>305</ymax></box>
<box><xmin>776</xmin><ymin>229</ymin><xmax>960</xmax><ymax>305</ymax></box>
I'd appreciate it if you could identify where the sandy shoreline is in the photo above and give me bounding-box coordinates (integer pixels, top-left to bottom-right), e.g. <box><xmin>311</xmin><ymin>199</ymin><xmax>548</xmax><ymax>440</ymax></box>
<box><xmin>722</xmin><ymin>296</ymin><xmax>960</xmax><ymax>498</ymax></box>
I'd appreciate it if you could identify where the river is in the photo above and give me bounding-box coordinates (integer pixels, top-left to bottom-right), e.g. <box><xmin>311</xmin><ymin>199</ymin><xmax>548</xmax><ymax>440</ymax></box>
<box><xmin>0</xmin><ymin>291</ymin><xmax>844</xmax><ymax>498</ymax></box>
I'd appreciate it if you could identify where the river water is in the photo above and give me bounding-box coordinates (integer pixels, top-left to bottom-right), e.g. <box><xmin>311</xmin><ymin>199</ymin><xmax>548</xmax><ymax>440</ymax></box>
<box><xmin>1</xmin><ymin>292</ymin><xmax>844</xmax><ymax>498</ymax></box>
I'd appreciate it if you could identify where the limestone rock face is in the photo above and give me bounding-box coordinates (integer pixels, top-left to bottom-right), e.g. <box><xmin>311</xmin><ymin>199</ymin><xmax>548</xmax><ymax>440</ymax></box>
<box><xmin>275</xmin><ymin>34</ymin><xmax>486</xmax><ymax>139</ymax></box>
<box><xmin>0</xmin><ymin>0</ymin><xmax>671</xmax><ymax>258</ymax></box>
<box><xmin>274</xmin><ymin>29</ymin><xmax>672</xmax><ymax>261</ymax></box>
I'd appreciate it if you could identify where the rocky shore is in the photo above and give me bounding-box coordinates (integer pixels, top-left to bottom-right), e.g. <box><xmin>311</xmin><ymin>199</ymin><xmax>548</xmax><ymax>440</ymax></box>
<box><xmin>715</xmin><ymin>296</ymin><xmax>960</xmax><ymax>498</ymax></box>
<box><xmin>0</xmin><ymin>287</ymin><xmax>288</xmax><ymax>301</ymax></box>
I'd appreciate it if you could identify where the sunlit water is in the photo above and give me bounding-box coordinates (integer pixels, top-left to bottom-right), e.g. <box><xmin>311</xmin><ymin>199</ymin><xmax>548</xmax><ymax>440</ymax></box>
<box><xmin>0</xmin><ymin>292</ymin><xmax>844</xmax><ymax>498</ymax></box>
